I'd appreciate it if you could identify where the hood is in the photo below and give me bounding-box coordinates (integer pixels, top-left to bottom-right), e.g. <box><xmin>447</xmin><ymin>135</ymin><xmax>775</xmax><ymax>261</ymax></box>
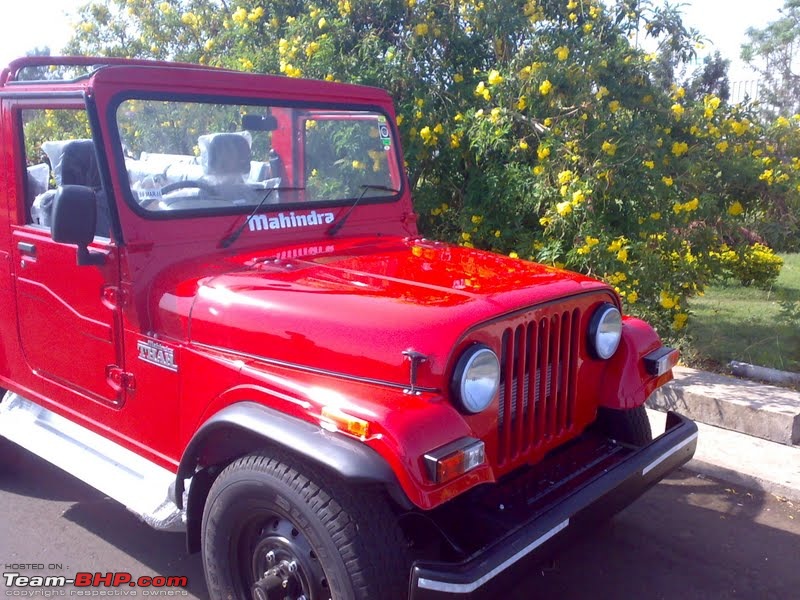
<box><xmin>156</xmin><ymin>237</ymin><xmax>611</xmax><ymax>388</ymax></box>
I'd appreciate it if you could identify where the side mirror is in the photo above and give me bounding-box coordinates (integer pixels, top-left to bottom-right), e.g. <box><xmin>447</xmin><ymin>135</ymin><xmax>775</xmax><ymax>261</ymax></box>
<box><xmin>51</xmin><ymin>185</ymin><xmax>105</xmax><ymax>266</ymax></box>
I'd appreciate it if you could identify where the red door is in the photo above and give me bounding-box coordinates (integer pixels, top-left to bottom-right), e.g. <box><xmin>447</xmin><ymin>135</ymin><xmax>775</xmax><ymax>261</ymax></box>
<box><xmin>12</xmin><ymin>226</ymin><xmax>124</xmax><ymax>405</ymax></box>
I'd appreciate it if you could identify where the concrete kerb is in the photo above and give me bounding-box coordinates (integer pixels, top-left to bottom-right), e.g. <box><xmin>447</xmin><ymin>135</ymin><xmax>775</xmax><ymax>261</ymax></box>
<box><xmin>648</xmin><ymin>367</ymin><xmax>800</xmax><ymax>446</ymax></box>
<box><xmin>646</xmin><ymin>367</ymin><xmax>800</xmax><ymax>502</ymax></box>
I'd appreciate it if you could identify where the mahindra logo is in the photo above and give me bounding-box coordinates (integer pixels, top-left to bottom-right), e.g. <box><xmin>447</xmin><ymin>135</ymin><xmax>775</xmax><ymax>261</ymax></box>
<box><xmin>248</xmin><ymin>211</ymin><xmax>335</xmax><ymax>232</ymax></box>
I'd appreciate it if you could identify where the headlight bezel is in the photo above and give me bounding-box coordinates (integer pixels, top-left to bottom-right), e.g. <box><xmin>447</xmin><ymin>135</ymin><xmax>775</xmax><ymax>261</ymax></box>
<box><xmin>450</xmin><ymin>344</ymin><xmax>500</xmax><ymax>414</ymax></box>
<box><xmin>588</xmin><ymin>302</ymin><xmax>623</xmax><ymax>360</ymax></box>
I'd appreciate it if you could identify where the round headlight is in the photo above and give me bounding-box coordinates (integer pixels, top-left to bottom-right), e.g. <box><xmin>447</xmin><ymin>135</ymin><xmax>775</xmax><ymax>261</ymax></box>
<box><xmin>589</xmin><ymin>303</ymin><xmax>623</xmax><ymax>359</ymax></box>
<box><xmin>451</xmin><ymin>345</ymin><xmax>500</xmax><ymax>414</ymax></box>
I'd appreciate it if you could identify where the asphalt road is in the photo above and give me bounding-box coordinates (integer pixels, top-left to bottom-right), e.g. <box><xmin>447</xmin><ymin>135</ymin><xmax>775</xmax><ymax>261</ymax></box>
<box><xmin>1</xmin><ymin>436</ymin><xmax>799</xmax><ymax>600</ymax></box>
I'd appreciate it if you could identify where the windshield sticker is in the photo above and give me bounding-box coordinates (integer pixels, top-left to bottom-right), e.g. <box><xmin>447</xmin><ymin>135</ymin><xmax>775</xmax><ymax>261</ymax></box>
<box><xmin>247</xmin><ymin>210</ymin><xmax>335</xmax><ymax>232</ymax></box>
<box><xmin>379</xmin><ymin>123</ymin><xmax>392</xmax><ymax>149</ymax></box>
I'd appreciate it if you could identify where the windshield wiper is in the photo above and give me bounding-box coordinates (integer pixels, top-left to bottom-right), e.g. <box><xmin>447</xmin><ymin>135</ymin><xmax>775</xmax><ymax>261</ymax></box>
<box><xmin>326</xmin><ymin>184</ymin><xmax>399</xmax><ymax>237</ymax></box>
<box><xmin>219</xmin><ymin>186</ymin><xmax>304</xmax><ymax>248</ymax></box>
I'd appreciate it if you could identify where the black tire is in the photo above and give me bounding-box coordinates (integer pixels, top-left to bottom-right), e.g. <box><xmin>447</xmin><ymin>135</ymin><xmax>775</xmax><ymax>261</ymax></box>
<box><xmin>201</xmin><ymin>451</ymin><xmax>410</xmax><ymax>600</ymax></box>
<box><xmin>595</xmin><ymin>405</ymin><xmax>653</xmax><ymax>446</ymax></box>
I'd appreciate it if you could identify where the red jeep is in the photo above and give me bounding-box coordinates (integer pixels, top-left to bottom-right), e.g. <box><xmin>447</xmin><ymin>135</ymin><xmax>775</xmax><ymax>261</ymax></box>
<box><xmin>0</xmin><ymin>56</ymin><xmax>696</xmax><ymax>600</ymax></box>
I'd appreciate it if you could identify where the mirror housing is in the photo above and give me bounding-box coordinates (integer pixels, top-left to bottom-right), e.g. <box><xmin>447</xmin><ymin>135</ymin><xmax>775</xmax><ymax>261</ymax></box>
<box><xmin>51</xmin><ymin>185</ymin><xmax>105</xmax><ymax>266</ymax></box>
<box><xmin>242</xmin><ymin>113</ymin><xmax>278</xmax><ymax>131</ymax></box>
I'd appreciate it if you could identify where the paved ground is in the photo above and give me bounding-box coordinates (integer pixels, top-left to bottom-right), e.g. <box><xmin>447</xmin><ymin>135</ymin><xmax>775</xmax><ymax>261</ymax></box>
<box><xmin>2</xmin><ymin>437</ymin><xmax>798</xmax><ymax>599</ymax></box>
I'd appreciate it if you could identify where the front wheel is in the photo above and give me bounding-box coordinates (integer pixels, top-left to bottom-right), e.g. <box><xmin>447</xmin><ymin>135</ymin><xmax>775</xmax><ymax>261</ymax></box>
<box><xmin>594</xmin><ymin>405</ymin><xmax>653</xmax><ymax>446</ymax></box>
<box><xmin>201</xmin><ymin>452</ymin><xmax>409</xmax><ymax>600</ymax></box>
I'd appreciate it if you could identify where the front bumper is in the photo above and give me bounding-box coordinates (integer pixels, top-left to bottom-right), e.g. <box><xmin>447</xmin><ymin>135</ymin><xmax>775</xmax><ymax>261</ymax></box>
<box><xmin>409</xmin><ymin>411</ymin><xmax>698</xmax><ymax>599</ymax></box>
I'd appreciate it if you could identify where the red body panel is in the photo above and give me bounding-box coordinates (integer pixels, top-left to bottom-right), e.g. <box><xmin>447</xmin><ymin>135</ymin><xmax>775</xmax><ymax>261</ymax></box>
<box><xmin>0</xmin><ymin>58</ymin><xmax>674</xmax><ymax>510</ymax></box>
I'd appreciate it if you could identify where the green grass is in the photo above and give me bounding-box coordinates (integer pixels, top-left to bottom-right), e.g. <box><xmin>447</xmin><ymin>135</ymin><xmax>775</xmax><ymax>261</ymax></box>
<box><xmin>687</xmin><ymin>253</ymin><xmax>800</xmax><ymax>373</ymax></box>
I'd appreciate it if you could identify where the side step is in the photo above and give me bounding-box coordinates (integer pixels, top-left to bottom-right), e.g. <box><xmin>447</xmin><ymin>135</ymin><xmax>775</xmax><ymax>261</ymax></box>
<box><xmin>0</xmin><ymin>392</ymin><xmax>185</xmax><ymax>532</ymax></box>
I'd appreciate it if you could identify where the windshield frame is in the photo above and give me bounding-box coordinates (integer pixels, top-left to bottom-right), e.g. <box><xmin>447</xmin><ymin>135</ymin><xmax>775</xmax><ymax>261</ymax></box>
<box><xmin>106</xmin><ymin>91</ymin><xmax>405</xmax><ymax>221</ymax></box>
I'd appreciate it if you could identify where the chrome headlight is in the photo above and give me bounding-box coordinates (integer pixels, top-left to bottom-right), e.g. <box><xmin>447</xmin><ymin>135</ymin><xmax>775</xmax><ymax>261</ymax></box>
<box><xmin>589</xmin><ymin>303</ymin><xmax>623</xmax><ymax>359</ymax></box>
<box><xmin>451</xmin><ymin>345</ymin><xmax>500</xmax><ymax>414</ymax></box>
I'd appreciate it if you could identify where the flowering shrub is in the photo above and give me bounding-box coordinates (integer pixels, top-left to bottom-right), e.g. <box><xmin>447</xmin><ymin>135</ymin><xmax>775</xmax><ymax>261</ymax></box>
<box><xmin>67</xmin><ymin>0</ymin><xmax>800</xmax><ymax>336</ymax></box>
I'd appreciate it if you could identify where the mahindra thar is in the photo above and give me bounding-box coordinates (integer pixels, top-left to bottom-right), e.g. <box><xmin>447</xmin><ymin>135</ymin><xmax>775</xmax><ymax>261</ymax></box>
<box><xmin>0</xmin><ymin>56</ymin><xmax>697</xmax><ymax>599</ymax></box>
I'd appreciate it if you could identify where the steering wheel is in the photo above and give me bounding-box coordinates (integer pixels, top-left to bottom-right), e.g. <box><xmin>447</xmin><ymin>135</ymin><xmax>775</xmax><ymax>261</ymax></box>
<box><xmin>160</xmin><ymin>179</ymin><xmax>219</xmax><ymax>195</ymax></box>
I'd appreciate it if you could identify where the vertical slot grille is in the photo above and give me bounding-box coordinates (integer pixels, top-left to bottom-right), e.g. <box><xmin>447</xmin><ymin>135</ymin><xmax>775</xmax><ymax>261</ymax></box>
<box><xmin>497</xmin><ymin>308</ymin><xmax>580</xmax><ymax>465</ymax></box>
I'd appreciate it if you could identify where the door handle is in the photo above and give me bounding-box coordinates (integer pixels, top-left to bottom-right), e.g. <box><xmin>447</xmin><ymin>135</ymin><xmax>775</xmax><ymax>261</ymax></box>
<box><xmin>17</xmin><ymin>242</ymin><xmax>36</xmax><ymax>255</ymax></box>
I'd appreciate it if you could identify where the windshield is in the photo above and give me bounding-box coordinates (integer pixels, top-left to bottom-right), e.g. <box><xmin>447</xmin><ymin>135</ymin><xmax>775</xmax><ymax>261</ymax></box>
<box><xmin>115</xmin><ymin>98</ymin><xmax>402</xmax><ymax>215</ymax></box>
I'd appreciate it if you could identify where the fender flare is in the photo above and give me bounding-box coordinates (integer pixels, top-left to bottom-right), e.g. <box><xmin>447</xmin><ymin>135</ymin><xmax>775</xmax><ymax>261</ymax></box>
<box><xmin>174</xmin><ymin>401</ymin><xmax>400</xmax><ymax>509</ymax></box>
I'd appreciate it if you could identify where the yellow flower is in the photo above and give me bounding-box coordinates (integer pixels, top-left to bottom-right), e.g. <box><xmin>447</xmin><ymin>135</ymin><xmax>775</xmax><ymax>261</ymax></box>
<box><xmin>583</xmin><ymin>23</ymin><xmax>593</xmax><ymax>33</ymax></box>
<box><xmin>248</xmin><ymin>6</ymin><xmax>264</xmax><ymax>21</ymax></box>
<box><xmin>318</xmin><ymin>16</ymin><xmax>328</xmax><ymax>29</ymax></box>
<box><xmin>450</xmin><ymin>133</ymin><xmax>461</xmax><ymax>149</ymax></box>
<box><xmin>671</xmin><ymin>141</ymin><xmax>689</xmax><ymax>157</ymax></box>
<box><xmin>433</xmin><ymin>122</ymin><xmax>444</xmax><ymax>134</ymax></box>
<box><xmin>556</xmin><ymin>201</ymin><xmax>572</xmax><ymax>216</ymax></box>
<box><xmin>487</xmin><ymin>69</ymin><xmax>504</xmax><ymax>85</ymax></box>
<box><xmin>674</xmin><ymin>86</ymin><xmax>685</xmax><ymax>99</ymax></box>
<box><xmin>419</xmin><ymin>126</ymin><xmax>434</xmax><ymax>144</ymax></box>
<box><xmin>662</xmin><ymin>176</ymin><xmax>673</xmax><ymax>187</ymax></box>
<box><xmin>471</xmin><ymin>215</ymin><xmax>484</xmax><ymax>224</ymax></box>
<box><xmin>554</xmin><ymin>46</ymin><xmax>569</xmax><ymax>61</ymax></box>
<box><xmin>660</xmin><ymin>290</ymin><xmax>677</xmax><ymax>309</ymax></box>
<box><xmin>338</xmin><ymin>0</ymin><xmax>352</xmax><ymax>16</ymax></box>
<box><xmin>351</xmin><ymin>160</ymin><xmax>364</xmax><ymax>170</ymax></box>
<box><xmin>474</xmin><ymin>81</ymin><xmax>491</xmax><ymax>101</ymax></box>
<box><xmin>461</xmin><ymin>232</ymin><xmax>471</xmax><ymax>241</ymax></box>
<box><xmin>539</xmin><ymin>79</ymin><xmax>553</xmax><ymax>95</ymax></box>
<box><xmin>232</xmin><ymin>7</ymin><xmax>247</xmax><ymax>24</ymax></box>
<box><xmin>673</xmin><ymin>312</ymin><xmax>688</xmax><ymax>330</ymax></box>
<box><xmin>414</xmin><ymin>23</ymin><xmax>428</xmax><ymax>36</ymax></box>
<box><xmin>642</xmin><ymin>160</ymin><xmax>655</xmax><ymax>169</ymax></box>
<box><xmin>533</xmin><ymin>165</ymin><xmax>545</xmax><ymax>175</ymax></box>
<box><xmin>650</xmin><ymin>211</ymin><xmax>661</xmax><ymax>220</ymax></box>
<box><xmin>716</xmin><ymin>140</ymin><xmax>729</xmax><ymax>153</ymax></box>
<box><xmin>568</xmin><ymin>12</ymin><xmax>577</xmax><ymax>22</ymax></box>
<box><xmin>671</xmin><ymin>103</ymin><xmax>684</xmax><ymax>119</ymax></box>
<box><xmin>537</xmin><ymin>146</ymin><xmax>551</xmax><ymax>160</ymax></box>
<box><xmin>627</xmin><ymin>291</ymin><xmax>638</xmax><ymax>304</ymax></box>
<box><xmin>519</xmin><ymin>140</ymin><xmax>529</xmax><ymax>150</ymax></box>
<box><xmin>608</xmin><ymin>100</ymin><xmax>620</xmax><ymax>113</ymax></box>
<box><xmin>589</xmin><ymin>5</ymin><xmax>599</xmax><ymax>18</ymax></box>
<box><xmin>566</xmin><ymin>0</ymin><xmax>578</xmax><ymax>9</ymax></box>
<box><xmin>454</xmin><ymin>73</ymin><xmax>464</xmax><ymax>83</ymax></box>
<box><xmin>396</xmin><ymin>115</ymin><xmax>404</xmax><ymax>125</ymax></box>
<box><xmin>558</xmin><ymin>170</ymin><xmax>574</xmax><ymax>185</ymax></box>
<box><xmin>305</xmin><ymin>41</ymin><xmax>321</xmax><ymax>57</ymax></box>
<box><xmin>596</xmin><ymin>86</ymin><xmax>609</xmax><ymax>100</ymax></box>
<box><xmin>728</xmin><ymin>201</ymin><xmax>744</xmax><ymax>216</ymax></box>
<box><xmin>509</xmin><ymin>251</ymin><xmax>519</xmax><ymax>259</ymax></box>
<box><xmin>517</xmin><ymin>95</ymin><xmax>527</xmax><ymax>110</ymax></box>
<box><xmin>617</xmin><ymin>248</ymin><xmax>628</xmax><ymax>263</ymax></box>
<box><xmin>601</xmin><ymin>140</ymin><xmax>617</xmax><ymax>156</ymax></box>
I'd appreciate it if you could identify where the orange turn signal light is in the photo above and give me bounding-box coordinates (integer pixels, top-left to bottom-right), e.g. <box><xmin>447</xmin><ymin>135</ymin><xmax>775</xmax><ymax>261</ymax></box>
<box><xmin>321</xmin><ymin>406</ymin><xmax>370</xmax><ymax>438</ymax></box>
<box><xmin>423</xmin><ymin>438</ymin><xmax>485</xmax><ymax>484</ymax></box>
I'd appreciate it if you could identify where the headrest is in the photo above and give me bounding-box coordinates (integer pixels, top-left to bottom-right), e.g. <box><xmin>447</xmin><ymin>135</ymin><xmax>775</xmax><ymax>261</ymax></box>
<box><xmin>200</xmin><ymin>133</ymin><xmax>252</xmax><ymax>176</ymax></box>
<box><xmin>42</xmin><ymin>139</ymin><xmax>102</xmax><ymax>188</ymax></box>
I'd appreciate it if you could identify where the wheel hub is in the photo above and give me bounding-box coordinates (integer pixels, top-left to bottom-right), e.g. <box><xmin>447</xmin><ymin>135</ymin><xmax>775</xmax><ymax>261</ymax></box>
<box><xmin>248</xmin><ymin>517</ymin><xmax>327</xmax><ymax>600</ymax></box>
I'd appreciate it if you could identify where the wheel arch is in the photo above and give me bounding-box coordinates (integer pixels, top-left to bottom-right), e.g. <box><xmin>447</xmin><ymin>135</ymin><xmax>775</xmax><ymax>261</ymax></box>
<box><xmin>177</xmin><ymin>401</ymin><xmax>411</xmax><ymax>553</ymax></box>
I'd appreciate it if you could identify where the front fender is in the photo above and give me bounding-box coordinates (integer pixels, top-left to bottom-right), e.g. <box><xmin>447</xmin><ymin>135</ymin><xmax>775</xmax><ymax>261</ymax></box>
<box><xmin>596</xmin><ymin>316</ymin><xmax>674</xmax><ymax>410</ymax></box>
<box><xmin>175</xmin><ymin>400</ymin><xmax>400</xmax><ymax>509</ymax></box>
